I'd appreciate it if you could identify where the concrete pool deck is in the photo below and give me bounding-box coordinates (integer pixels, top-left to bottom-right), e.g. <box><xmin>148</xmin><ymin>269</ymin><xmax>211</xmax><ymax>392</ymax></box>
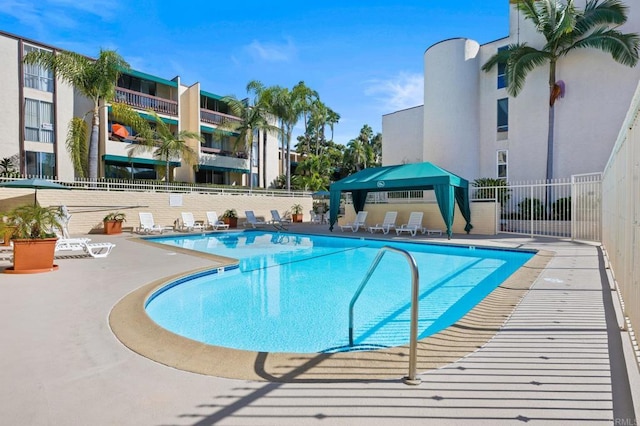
<box><xmin>0</xmin><ymin>224</ymin><xmax>638</xmax><ymax>425</ymax></box>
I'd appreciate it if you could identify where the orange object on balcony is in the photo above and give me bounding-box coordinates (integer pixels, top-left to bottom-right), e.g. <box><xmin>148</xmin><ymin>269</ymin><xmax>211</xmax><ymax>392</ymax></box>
<box><xmin>112</xmin><ymin>123</ymin><xmax>129</xmax><ymax>139</ymax></box>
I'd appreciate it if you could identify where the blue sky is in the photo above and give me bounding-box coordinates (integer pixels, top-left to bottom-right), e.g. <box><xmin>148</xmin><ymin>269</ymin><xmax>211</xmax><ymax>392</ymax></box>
<box><xmin>0</xmin><ymin>0</ymin><xmax>510</xmax><ymax>145</ymax></box>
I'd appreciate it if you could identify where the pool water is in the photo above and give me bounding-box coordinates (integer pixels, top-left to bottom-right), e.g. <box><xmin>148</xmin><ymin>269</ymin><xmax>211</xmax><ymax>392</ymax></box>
<box><xmin>145</xmin><ymin>231</ymin><xmax>534</xmax><ymax>353</ymax></box>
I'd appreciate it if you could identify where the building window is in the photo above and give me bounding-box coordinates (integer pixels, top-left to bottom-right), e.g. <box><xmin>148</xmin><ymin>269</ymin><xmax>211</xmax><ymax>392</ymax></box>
<box><xmin>497</xmin><ymin>98</ymin><xmax>508</xmax><ymax>133</ymax></box>
<box><xmin>26</xmin><ymin>151</ymin><xmax>55</xmax><ymax>177</ymax></box>
<box><xmin>252</xmin><ymin>129</ymin><xmax>259</xmax><ymax>167</ymax></box>
<box><xmin>25</xmin><ymin>99</ymin><xmax>55</xmax><ymax>143</ymax></box>
<box><xmin>497</xmin><ymin>150</ymin><xmax>508</xmax><ymax>179</ymax></box>
<box><xmin>497</xmin><ymin>46</ymin><xmax>508</xmax><ymax>89</ymax></box>
<box><xmin>23</xmin><ymin>45</ymin><xmax>54</xmax><ymax>92</ymax></box>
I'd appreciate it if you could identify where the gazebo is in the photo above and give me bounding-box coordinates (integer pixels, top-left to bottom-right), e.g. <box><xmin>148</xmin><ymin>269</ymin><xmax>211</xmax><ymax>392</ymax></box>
<box><xmin>329</xmin><ymin>162</ymin><xmax>473</xmax><ymax>238</ymax></box>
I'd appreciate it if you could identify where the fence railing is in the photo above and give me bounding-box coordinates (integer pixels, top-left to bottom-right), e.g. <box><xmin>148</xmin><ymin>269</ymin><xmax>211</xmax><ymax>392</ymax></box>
<box><xmin>0</xmin><ymin>175</ymin><xmax>310</xmax><ymax>198</ymax></box>
<box><xmin>602</xmin><ymin>81</ymin><xmax>640</xmax><ymax>349</ymax></box>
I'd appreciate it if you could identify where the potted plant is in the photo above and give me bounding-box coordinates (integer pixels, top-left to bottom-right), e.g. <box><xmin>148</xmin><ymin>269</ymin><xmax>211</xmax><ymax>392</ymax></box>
<box><xmin>0</xmin><ymin>212</ymin><xmax>16</xmax><ymax>246</ymax></box>
<box><xmin>221</xmin><ymin>209</ymin><xmax>238</xmax><ymax>228</ymax></box>
<box><xmin>103</xmin><ymin>212</ymin><xmax>126</xmax><ymax>235</ymax></box>
<box><xmin>3</xmin><ymin>204</ymin><xmax>62</xmax><ymax>274</ymax></box>
<box><xmin>291</xmin><ymin>204</ymin><xmax>303</xmax><ymax>223</ymax></box>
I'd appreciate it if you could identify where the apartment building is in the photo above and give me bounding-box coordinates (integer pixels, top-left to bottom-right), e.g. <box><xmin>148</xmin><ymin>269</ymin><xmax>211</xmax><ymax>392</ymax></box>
<box><xmin>382</xmin><ymin>2</ymin><xmax>640</xmax><ymax>182</ymax></box>
<box><xmin>0</xmin><ymin>30</ymin><xmax>280</xmax><ymax>187</ymax></box>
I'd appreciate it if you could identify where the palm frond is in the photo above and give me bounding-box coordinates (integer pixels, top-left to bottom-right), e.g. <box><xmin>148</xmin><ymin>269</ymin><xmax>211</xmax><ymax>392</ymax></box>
<box><xmin>565</xmin><ymin>28</ymin><xmax>640</xmax><ymax>66</ymax></box>
<box><xmin>506</xmin><ymin>46</ymin><xmax>553</xmax><ymax>96</ymax></box>
<box><xmin>516</xmin><ymin>0</ymin><xmax>544</xmax><ymax>29</ymax></box>
<box><xmin>575</xmin><ymin>0</ymin><xmax>628</xmax><ymax>37</ymax></box>
<box><xmin>66</xmin><ymin>117</ymin><xmax>89</xmax><ymax>178</ymax></box>
<box><xmin>482</xmin><ymin>44</ymin><xmax>521</xmax><ymax>72</ymax></box>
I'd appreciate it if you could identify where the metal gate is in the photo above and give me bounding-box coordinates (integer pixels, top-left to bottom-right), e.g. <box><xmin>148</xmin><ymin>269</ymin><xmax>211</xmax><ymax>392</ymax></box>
<box><xmin>472</xmin><ymin>173</ymin><xmax>602</xmax><ymax>242</ymax></box>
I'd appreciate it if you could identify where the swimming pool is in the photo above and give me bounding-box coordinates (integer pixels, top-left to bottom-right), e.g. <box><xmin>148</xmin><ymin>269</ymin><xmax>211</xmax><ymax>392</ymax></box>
<box><xmin>145</xmin><ymin>231</ymin><xmax>534</xmax><ymax>353</ymax></box>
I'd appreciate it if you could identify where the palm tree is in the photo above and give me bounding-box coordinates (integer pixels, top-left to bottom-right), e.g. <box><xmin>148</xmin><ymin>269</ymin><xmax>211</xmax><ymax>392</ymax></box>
<box><xmin>123</xmin><ymin>110</ymin><xmax>200</xmax><ymax>182</ymax></box>
<box><xmin>482</xmin><ymin>0</ymin><xmax>639</xmax><ymax>181</ymax></box>
<box><xmin>223</xmin><ymin>82</ymin><xmax>279</xmax><ymax>190</ymax></box>
<box><xmin>23</xmin><ymin>49</ymin><xmax>130</xmax><ymax>179</ymax></box>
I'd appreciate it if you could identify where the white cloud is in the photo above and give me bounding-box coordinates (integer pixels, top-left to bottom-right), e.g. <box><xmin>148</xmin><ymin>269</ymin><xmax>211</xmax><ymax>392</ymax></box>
<box><xmin>245</xmin><ymin>38</ymin><xmax>296</xmax><ymax>62</ymax></box>
<box><xmin>365</xmin><ymin>72</ymin><xmax>424</xmax><ymax>111</ymax></box>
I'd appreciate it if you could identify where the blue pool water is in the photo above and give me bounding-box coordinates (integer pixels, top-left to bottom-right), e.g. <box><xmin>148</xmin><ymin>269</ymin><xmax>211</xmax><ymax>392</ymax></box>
<box><xmin>145</xmin><ymin>231</ymin><xmax>534</xmax><ymax>353</ymax></box>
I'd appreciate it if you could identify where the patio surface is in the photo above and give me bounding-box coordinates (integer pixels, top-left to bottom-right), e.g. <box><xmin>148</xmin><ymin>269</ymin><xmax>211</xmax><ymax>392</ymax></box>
<box><xmin>0</xmin><ymin>224</ymin><xmax>638</xmax><ymax>425</ymax></box>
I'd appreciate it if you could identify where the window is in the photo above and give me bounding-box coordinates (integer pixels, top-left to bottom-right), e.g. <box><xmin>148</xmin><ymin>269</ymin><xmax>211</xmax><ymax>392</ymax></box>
<box><xmin>497</xmin><ymin>150</ymin><xmax>508</xmax><ymax>179</ymax></box>
<box><xmin>26</xmin><ymin>151</ymin><xmax>55</xmax><ymax>177</ymax></box>
<box><xmin>23</xmin><ymin>45</ymin><xmax>54</xmax><ymax>92</ymax></box>
<box><xmin>497</xmin><ymin>46</ymin><xmax>508</xmax><ymax>89</ymax></box>
<box><xmin>497</xmin><ymin>98</ymin><xmax>508</xmax><ymax>133</ymax></box>
<box><xmin>252</xmin><ymin>130</ymin><xmax>259</xmax><ymax>167</ymax></box>
<box><xmin>25</xmin><ymin>99</ymin><xmax>55</xmax><ymax>143</ymax></box>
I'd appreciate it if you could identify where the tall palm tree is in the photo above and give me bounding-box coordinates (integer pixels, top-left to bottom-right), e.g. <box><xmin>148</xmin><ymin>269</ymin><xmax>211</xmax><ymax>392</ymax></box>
<box><xmin>223</xmin><ymin>83</ymin><xmax>279</xmax><ymax>190</ymax></box>
<box><xmin>482</xmin><ymin>0</ymin><xmax>639</xmax><ymax>181</ymax></box>
<box><xmin>123</xmin><ymin>110</ymin><xmax>200</xmax><ymax>182</ymax></box>
<box><xmin>23</xmin><ymin>49</ymin><xmax>130</xmax><ymax>179</ymax></box>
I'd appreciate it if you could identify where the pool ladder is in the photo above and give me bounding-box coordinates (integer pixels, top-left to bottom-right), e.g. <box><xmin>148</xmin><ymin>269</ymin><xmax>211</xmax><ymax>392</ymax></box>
<box><xmin>348</xmin><ymin>245</ymin><xmax>421</xmax><ymax>385</ymax></box>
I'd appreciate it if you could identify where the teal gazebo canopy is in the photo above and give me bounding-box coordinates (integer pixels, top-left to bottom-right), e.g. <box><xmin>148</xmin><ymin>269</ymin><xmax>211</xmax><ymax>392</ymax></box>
<box><xmin>329</xmin><ymin>162</ymin><xmax>473</xmax><ymax>238</ymax></box>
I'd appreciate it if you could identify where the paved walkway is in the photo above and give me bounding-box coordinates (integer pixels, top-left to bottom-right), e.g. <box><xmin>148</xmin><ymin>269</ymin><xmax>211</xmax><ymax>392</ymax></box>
<box><xmin>0</xmin><ymin>227</ymin><xmax>637</xmax><ymax>425</ymax></box>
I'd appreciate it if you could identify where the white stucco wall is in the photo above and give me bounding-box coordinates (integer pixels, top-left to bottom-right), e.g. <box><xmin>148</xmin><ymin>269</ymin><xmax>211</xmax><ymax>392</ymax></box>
<box><xmin>0</xmin><ymin>36</ymin><xmax>20</xmax><ymax>164</ymax></box>
<box><xmin>381</xmin><ymin>105</ymin><xmax>423</xmax><ymax>166</ymax></box>
<box><xmin>423</xmin><ymin>38</ymin><xmax>481</xmax><ymax>179</ymax></box>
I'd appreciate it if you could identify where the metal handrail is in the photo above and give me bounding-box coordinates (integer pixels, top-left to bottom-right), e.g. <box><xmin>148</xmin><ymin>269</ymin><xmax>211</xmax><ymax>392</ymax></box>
<box><xmin>348</xmin><ymin>245</ymin><xmax>421</xmax><ymax>385</ymax></box>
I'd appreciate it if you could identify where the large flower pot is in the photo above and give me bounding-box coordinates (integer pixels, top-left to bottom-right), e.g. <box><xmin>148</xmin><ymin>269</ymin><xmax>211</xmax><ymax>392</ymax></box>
<box><xmin>5</xmin><ymin>237</ymin><xmax>59</xmax><ymax>274</ymax></box>
<box><xmin>223</xmin><ymin>217</ymin><xmax>238</xmax><ymax>228</ymax></box>
<box><xmin>104</xmin><ymin>220</ymin><xmax>123</xmax><ymax>235</ymax></box>
<box><xmin>292</xmin><ymin>213</ymin><xmax>303</xmax><ymax>223</ymax></box>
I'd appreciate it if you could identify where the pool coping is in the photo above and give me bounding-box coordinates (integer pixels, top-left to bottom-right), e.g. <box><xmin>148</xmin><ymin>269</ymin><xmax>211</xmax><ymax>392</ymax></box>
<box><xmin>109</xmin><ymin>235</ymin><xmax>553</xmax><ymax>382</ymax></box>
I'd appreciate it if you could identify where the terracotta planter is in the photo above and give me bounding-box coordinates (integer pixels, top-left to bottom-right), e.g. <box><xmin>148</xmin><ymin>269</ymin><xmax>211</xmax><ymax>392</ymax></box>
<box><xmin>104</xmin><ymin>220</ymin><xmax>123</xmax><ymax>235</ymax></box>
<box><xmin>223</xmin><ymin>217</ymin><xmax>238</xmax><ymax>228</ymax></box>
<box><xmin>6</xmin><ymin>237</ymin><xmax>59</xmax><ymax>274</ymax></box>
<box><xmin>292</xmin><ymin>213</ymin><xmax>303</xmax><ymax>223</ymax></box>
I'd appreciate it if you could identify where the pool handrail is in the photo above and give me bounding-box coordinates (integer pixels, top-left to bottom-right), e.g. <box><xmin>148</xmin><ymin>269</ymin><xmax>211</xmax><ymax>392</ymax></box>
<box><xmin>348</xmin><ymin>245</ymin><xmax>421</xmax><ymax>385</ymax></box>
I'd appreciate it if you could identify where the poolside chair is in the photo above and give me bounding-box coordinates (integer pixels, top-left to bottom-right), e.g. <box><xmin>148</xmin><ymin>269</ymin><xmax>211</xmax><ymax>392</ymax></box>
<box><xmin>55</xmin><ymin>238</ymin><xmax>115</xmax><ymax>258</ymax></box>
<box><xmin>339</xmin><ymin>211</ymin><xmax>368</xmax><ymax>232</ymax></box>
<box><xmin>180</xmin><ymin>212</ymin><xmax>206</xmax><ymax>232</ymax></box>
<box><xmin>243</xmin><ymin>210</ymin><xmax>267</xmax><ymax>228</ymax></box>
<box><xmin>206</xmin><ymin>211</ymin><xmax>229</xmax><ymax>230</ymax></box>
<box><xmin>270</xmin><ymin>210</ymin><xmax>291</xmax><ymax>230</ymax></box>
<box><xmin>310</xmin><ymin>210</ymin><xmax>322</xmax><ymax>224</ymax></box>
<box><xmin>368</xmin><ymin>211</ymin><xmax>398</xmax><ymax>234</ymax></box>
<box><xmin>137</xmin><ymin>212</ymin><xmax>165</xmax><ymax>234</ymax></box>
<box><xmin>396</xmin><ymin>212</ymin><xmax>424</xmax><ymax>237</ymax></box>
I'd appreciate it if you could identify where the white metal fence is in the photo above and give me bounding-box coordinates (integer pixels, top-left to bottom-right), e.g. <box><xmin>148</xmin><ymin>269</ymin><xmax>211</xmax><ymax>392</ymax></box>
<box><xmin>602</xmin><ymin>82</ymin><xmax>640</xmax><ymax>346</ymax></box>
<box><xmin>470</xmin><ymin>174</ymin><xmax>601</xmax><ymax>241</ymax></box>
<box><xmin>0</xmin><ymin>175</ymin><xmax>310</xmax><ymax>198</ymax></box>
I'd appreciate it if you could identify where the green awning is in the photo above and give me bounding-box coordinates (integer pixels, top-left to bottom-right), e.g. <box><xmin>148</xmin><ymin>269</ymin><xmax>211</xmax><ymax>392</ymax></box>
<box><xmin>103</xmin><ymin>154</ymin><xmax>181</xmax><ymax>168</ymax></box>
<box><xmin>120</xmin><ymin>67</ymin><xmax>178</xmax><ymax>88</ymax></box>
<box><xmin>329</xmin><ymin>162</ymin><xmax>473</xmax><ymax>238</ymax></box>
<box><xmin>201</xmin><ymin>90</ymin><xmax>223</xmax><ymax>100</ymax></box>
<box><xmin>198</xmin><ymin>164</ymin><xmax>249</xmax><ymax>174</ymax></box>
<box><xmin>200</xmin><ymin>125</ymin><xmax>238</xmax><ymax>136</ymax></box>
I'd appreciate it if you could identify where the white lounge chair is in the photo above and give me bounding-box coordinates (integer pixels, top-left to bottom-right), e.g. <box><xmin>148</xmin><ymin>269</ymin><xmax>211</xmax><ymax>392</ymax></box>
<box><xmin>55</xmin><ymin>238</ymin><xmax>115</xmax><ymax>258</ymax></box>
<box><xmin>421</xmin><ymin>227</ymin><xmax>443</xmax><ymax>236</ymax></box>
<box><xmin>270</xmin><ymin>210</ymin><xmax>291</xmax><ymax>229</ymax></box>
<box><xmin>368</xmin><ymin>211</ymin><xmax>398</xmax><ymax>234</ymax></box>
<box><xmin>340</xmin><ymin>211</ymin><xmax>368</xmax><ymax>232</ymax></box>
<box><xmin>244</xmin><ymin>210</ymin><xmax>267</xmax><ymax>228</ymax></box>
<box><xmin>180</xmin><ymin>212</ymin><xmax>206</xmax><ymax>232</ymax></box>
<box><xmin>206</xmin><ymin>211</ymin><xmax>229</xmax><ymax>230</ymax></box>
<box><xmin>137</xmin><ymin>212</ymin><xmax>165</xmax><ymax>234</ymax></box>
<box><xmin>396</xmin><ymin>212</ymin><xmax>424</xmax><ymax>237</ymax></box>
<box><xmin>310</xmin><ymin>210</ymin><xmax>322</xmax><ymax>224</ymax></box>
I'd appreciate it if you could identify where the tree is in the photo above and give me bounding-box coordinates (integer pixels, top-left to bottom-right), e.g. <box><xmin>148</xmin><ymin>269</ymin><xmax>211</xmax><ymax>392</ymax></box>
<box><xmin>122</xmin><ymin>110</ymin><xmax>200</xmax><ymax>182</ymax></box>
<box><xmin>482</xmin><ymin>0</ymin><xmax>639</xmax><ymax>181</ymax></box>
<box><xmin>23</xmin><ymin>49</ymin><xmax>130</xmax><ymax>179</ymax></box>
<box><xmin>223</xmin><ymin>81</ymin><xmax>280</xmax><ymax>190</ymax></box>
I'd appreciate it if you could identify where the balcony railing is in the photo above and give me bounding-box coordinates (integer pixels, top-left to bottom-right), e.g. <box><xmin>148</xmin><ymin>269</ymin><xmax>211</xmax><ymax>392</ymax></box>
<box><xmin>115</xmin><ymin>87</ymin><xmax>178</xmax><ymax>116</ymax></box>
<box><xmin>200</xmin><ymin>108</ymin><xmax>242</xmax><ymax>126</ymax></box>
<box><xmin>199</xmin><ymin>152</ymin><xmax>249</xmax><ymax>172</ymax></box>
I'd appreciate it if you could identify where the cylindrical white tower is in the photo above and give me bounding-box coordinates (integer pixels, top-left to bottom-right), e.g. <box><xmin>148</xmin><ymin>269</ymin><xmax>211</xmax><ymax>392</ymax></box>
<box><xmin>423</xmin><ymin>38</ymin><xmax>480</xmax><ymax>179</ymax></box>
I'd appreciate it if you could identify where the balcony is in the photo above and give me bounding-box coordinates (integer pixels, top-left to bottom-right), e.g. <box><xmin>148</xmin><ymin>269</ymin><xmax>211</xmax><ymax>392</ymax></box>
<box><xmin>115</xmin><ymin>87</ymin><xmax>178</xmax><ymax>116</ymax></box>
<box><xmin>200</xmin><ymin>108</ymin><xmax>242</xmax><ymax>126</ymax></box>
<box><xmin>199</xmin><ymin>150</ymin><xmax>249</xmax><ymax>173</ymax></box>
